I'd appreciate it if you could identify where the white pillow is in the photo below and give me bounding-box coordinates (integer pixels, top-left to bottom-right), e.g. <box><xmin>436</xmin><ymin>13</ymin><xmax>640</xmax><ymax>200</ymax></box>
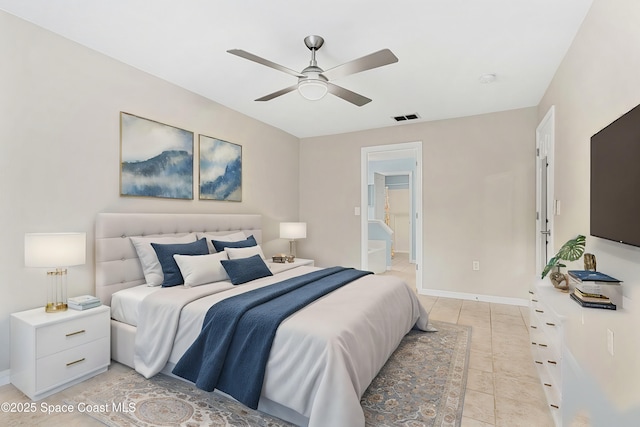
<box><xmin>173</xmin><ymin>252</ymin><xmax>229</xmax><ymax>287</ymax></box>
<box><xmin>196</xmin><ymin>231</ymin><xmax>247</xmax><ymax>253</ymax></box>
<box><xmin>130</xmin><ymin>233</ymin><xmax>197</xmax><ymax>286</ymax></box>
<box><xmin>225</xmin><ymin>245</ymin><xmax>266</xmax><ymax>261</ymax></box>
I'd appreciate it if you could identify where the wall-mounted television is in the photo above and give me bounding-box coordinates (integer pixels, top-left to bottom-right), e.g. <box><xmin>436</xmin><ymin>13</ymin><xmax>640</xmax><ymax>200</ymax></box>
<box><xmin>590</xmin><ymin>103</ymin><xmax>640</xmax><ymax>247</ymax></box>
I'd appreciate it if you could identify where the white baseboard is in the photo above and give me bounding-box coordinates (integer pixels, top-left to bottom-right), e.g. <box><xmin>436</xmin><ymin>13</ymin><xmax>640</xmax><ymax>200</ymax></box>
<box><xmin>419</xmin><ymin>288</ymin><xmax>529</xmax><ymax>307</ymax></box>
<box><xmin>0</xmin><ymin>369</ymin><xmax>10</xmax><ymax>386</ymax></box>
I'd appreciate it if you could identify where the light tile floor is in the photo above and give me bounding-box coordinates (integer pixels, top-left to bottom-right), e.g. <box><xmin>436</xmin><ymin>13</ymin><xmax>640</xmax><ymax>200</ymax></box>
<box><xmin>384</xmin><ymin>252</ymin><xmax>557</xmax><ymax>427</ymax></box>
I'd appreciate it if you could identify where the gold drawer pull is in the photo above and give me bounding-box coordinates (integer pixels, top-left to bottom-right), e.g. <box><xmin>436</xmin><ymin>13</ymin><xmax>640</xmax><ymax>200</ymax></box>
<box><xmin>535</xmin><ymin>309</ymin><xmax>544</xmax><ymax>313</ymax></box>
<box><xmin>66</xmin><ymin>329</ymin><xmax>86</xmax><ymax>337</ymax></box>
<box><xmin>531</xmin><ymin>341</ymin><xmax>537</xmax><ymax>345</ymax></box>
<box><xmin>535</xmin><ymin>361</ymin><xmax>543</xmax><ymax>364</ymax></box>
<box><xmin>544</xmin><ymin>383</ymin><xmax>552</xmax><ymax>387</ymax></box>
<box><xmin>550</xmin><ymin>404</ymin><xmax>560</xmax><ymax>409</ymax></box>
<box><xmin>548</xmin><ymin>360</ymin><xmax>557</xmax><ymax>365</ymax></box>
<box><xmin>66</xmin><ymin>358</ymin><xmax>86</xmax><ymax>367</ymax></box>
<box><xmin>530</xmin><ymin>325</ymin><xmax>538</xmax><ymax>329</ymax></box>
<box><xmin>546</xmin><ymin>322</ymin><xmax>556</xmax><ymax>326</ymax></box>
<box><xmin>538</xmin><ymin>343</ymin><xmax>548</xmax><ymax>347</ymax></box>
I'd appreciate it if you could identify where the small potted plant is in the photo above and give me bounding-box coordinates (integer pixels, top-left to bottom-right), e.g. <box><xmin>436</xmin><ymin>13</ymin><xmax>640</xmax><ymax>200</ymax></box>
<box><xmin>541</xmin><ymin>235</ymin><xmax>586</xmax><ymax>290</ymax></box>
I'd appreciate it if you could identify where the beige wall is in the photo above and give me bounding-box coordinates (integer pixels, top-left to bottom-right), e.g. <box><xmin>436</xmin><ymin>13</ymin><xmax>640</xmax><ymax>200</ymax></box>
<box><xmin>536</xmin><ymin>1</ymin><xmax>640</xmax><ymax>411</ymax></box>
<box><xmin>299</xmin><ymin>107</ymin><xmax>538</xmax><ymax>300</ymax></box>
<box><xmin>0</xmin><ymin>12</ymin><xmax>299</xmax><ymax>372</ymax></box>
<box><xmin>538</xmin><ymin>0</ymin><xmax>640</xmax><ymax>335</ymax></box>
<box><xmin>538</xmin><ymin>0</ymin><xmax>640</xmax><ymax>396</ymax></box>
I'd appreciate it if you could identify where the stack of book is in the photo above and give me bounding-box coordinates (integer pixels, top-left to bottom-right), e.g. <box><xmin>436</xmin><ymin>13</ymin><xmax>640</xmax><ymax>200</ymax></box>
<box><xmin>567</xmin><ymin>270</ymin><xmax>621</xmax><ymax>310</ymax></box>
<box><xmin>68</xmin><ymin>295</ymin><xmax>101</xmax><ymax>311</ymax></box>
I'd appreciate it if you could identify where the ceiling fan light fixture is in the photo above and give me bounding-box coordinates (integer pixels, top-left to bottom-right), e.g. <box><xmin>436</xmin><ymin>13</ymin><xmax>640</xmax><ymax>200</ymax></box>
<box><xmin>298</xmin><ymin>78</ymin><xmax>328</xmax><ymax>101</ymax></box>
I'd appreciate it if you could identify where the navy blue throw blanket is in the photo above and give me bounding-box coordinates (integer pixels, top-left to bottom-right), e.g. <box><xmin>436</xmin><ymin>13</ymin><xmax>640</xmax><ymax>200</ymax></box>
<box><xmin>172</xmin><ymin>266</ymin><xmax>372</xmax><ymax>409</ymax></box>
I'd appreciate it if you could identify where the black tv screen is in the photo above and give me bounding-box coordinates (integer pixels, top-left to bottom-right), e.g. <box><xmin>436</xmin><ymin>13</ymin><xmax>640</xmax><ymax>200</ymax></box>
<box><xmin>590</xmin><ymin>103</ymin><xmax>640</xmax><ymax>247</ymax></box>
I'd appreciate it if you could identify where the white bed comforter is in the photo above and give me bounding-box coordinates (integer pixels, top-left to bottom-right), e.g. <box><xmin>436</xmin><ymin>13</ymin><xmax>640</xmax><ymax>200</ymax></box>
<box><xmin>134</xmin><ymin>266</ymin><xmax>430</xmax><ymax>427</ymax></box>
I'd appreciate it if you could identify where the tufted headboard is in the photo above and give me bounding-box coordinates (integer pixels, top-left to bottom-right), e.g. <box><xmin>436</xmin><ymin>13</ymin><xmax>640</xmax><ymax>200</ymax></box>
<box><xmin>95</xmin><ymin>213</ymin><xmax>262</xmax><ymax>306</ymax></box>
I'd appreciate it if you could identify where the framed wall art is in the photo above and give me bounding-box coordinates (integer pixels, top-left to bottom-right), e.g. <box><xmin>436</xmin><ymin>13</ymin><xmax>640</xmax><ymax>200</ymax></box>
<box><xmin>120</xmin><ymin>112</ymin><xmax>194</xmax><ymax>199</ymax></box>
<box><xmin>199</xmin><ymin>135</ymin><xmax>242</xmax><ymax>201</ymax></box>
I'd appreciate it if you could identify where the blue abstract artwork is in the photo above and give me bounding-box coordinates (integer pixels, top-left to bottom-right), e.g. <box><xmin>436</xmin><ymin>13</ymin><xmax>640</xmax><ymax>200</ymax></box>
<box><xmin>120</xmin><ymin>112</ymin><xmax>193</xmax><ymax>199</ymax></box>
<box><xmin>199</xmin><ymin>135</ymin><xmax>242</xmax><ymax>201</ymax></box>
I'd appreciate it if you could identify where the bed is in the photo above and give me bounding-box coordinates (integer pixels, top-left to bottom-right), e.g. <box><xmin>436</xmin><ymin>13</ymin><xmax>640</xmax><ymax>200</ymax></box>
<box><xmin>95</xmin><ymin>212</ymin><xmax>431</xmax><ymax>427</ymax></box>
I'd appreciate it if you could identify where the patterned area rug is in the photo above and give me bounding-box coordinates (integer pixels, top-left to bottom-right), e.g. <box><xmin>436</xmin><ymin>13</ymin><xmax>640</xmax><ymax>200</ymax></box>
<box><xmin>66</xmin><ymin>320</ymin><xmax>470</xmax><ymax>427</ymax></box>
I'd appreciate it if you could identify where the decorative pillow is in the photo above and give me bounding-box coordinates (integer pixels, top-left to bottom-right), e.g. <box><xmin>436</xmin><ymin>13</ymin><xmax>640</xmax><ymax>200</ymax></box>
<box><xmin>197</xmin><ymin>231</ymin><xmax>247</xmax><ymax>253</ymax></box>
<box><xmin>151</xmin><ymin>238</ymin><xmax>209</xmax><ymax>287</ymax></box>
<box><xmin>174</xmin><ymin>251</ymin><xmax>229</xmax><ymax>288</ymax></box>
<box><xmin>224</xmin><ymin>245</ymin><xmax>266</xmax><ymax>260</ymax></box>
<box><xmin>212</xmin><ymin>235</ymin><xmax>257</xmax><ymax>252</ymax></box>
<box><xmin>221</xmin><ymin>254</ymin><xmax>273</xmax><ymax>285</ymax></box>
<box><xmin>130</xmin><ymin>233</ymin><xmax>197</xmax><ymax>286</ymax></box>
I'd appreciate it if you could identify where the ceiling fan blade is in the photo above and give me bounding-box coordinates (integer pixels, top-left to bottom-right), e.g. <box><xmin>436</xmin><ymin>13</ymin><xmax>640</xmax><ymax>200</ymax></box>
<box><xmin>321</xmin><ymin>49</ymin><xmax>398</xmax><ymax>81</ymax></box>
<box><xmin>327</xmin><ymin>83</ymin><xmax>371</xmax><ymax>107</ymax></box>
<box><xmin>227</xmin><ymin>49</ymin><xmax>304</xmax><ymax>78</ymax></box>
<box><xmin>255</xmin><ymin>84</ymin><xmax>298</xmax><ymax>102</ymax></box>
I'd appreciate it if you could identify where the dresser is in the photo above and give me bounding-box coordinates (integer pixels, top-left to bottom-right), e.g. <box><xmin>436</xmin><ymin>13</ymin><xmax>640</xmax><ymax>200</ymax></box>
<box><xmin>10</xmin><ymin>305</ymin><xmax>110</xmax><ymax>400</ymax></box>
<box><xmin>529</xmin><ymin>283</ymin><xmax>565</xmax><ymax>425</ymax></box>
<box><xmin>530</xmin><ymin>279</ymin><xmax>640</xmax><ymax>426</ymax></box>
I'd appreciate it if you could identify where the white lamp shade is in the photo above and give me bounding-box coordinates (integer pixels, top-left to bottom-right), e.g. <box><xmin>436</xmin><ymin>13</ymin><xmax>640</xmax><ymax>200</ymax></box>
<box><xmin>298</xmin><ymin>79</ymin><xmax>328</xmax><ymax>101</ymax></box>
<box><xmin>25</xmin><ymin>232</ymin><xmax>86</xmax><ymax>268</ymax></box>
<box><xmin>280</xmin><ymin>222</ymin><xmax>307</xmax><ymax>240</ymax></box>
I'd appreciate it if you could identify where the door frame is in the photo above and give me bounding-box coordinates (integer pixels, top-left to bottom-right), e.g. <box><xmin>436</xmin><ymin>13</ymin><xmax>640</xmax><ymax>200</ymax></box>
<box><xmin>360</xmin><ymin>141</ymin><xmax>423</xmax><ymax>292</ymax></box>
<box><xmin>536</xmin><ymin>106</ymin><xmax>555</xmax><ymax>276</ymax></box>
<box><xmin>377</xmin><ymin>171</ymin><xmax>414</xmax><ymax>262</ymax></box>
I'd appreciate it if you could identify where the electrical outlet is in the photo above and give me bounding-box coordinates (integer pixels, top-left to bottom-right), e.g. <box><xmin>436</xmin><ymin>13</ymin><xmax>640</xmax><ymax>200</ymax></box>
<box><xmin>472</xmin><ymin>261</ymin><xmax>480</xmax><ymax>271</ymax></box>
<box><xmin>607</xmin><ymin>329</ymin><xmax>614</xmax><ymax>356</ymax></box>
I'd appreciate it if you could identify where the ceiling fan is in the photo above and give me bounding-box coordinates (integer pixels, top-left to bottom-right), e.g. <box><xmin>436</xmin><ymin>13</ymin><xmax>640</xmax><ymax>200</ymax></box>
<box><xmin>227</xmin><ymin>35</ymin><xmax>398</xmax><ymax>106</ymax></box>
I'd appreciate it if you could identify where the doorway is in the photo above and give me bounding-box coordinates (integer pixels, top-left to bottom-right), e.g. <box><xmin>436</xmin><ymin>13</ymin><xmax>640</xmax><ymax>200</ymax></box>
<box><xmin>536</xmin><ymin>106</ymin><xmax>555</xmax><ymax>275</ymax></box>
<box><xmin>360</xmin><ymin>141</ymin><xmax>423</xmax><ymax>293</ymax></box>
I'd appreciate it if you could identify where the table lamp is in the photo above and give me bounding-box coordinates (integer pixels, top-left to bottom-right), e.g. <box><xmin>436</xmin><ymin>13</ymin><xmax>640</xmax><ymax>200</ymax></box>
<box><xmin>25</xmin><ymin>232</ymin><xmax>86</xmax><ymax>313</ymax></box>
<box><xmin>280</xmin><ymin>222</ymin><xmax>307</xmax><ymax>258</ymax></box>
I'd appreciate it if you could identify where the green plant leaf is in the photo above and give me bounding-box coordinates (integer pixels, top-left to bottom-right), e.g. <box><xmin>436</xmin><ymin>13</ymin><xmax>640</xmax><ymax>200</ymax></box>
<box><xmin>556</xmin><ymin>235</ymin><xmax>586</xmax><ymax>262</ymax></box>
<box><xmin>541</xmin><ymin>255</ymin><xmax>560</xmax><ymax>279</ymax></box>
<box><xmin>540</xmin><ymin>235</ymin><xmax>586</xmax><ymax>278</ymax></box>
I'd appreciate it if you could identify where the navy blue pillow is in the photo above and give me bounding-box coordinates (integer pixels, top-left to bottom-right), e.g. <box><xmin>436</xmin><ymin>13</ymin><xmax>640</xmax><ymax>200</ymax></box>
<box><xmin>221</xmin><ymin>254</ymin><xmax>273</xmax><ymax>285</ymax></box>
<box><xmin>152</xmin><ymin>238</ymin><xmax>209</xmax><ymax>287</ymax></box>
<box><xmin>211</xmin><ymin>235</ymin><xmax>257</xmax><ymax>252</ymax></box>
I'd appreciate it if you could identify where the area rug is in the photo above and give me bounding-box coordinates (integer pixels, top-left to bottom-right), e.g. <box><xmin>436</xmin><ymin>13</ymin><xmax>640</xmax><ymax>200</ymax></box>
<box><xmin>66</xmin><ymin>320</ymin><xmax>470</xmax><ymax>427</ymax></box>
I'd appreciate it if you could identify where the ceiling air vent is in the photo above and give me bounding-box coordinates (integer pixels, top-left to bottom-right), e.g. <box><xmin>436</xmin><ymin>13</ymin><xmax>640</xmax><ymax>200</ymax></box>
<box><xmin>393</xmin><ymin>113</ymin><xmax>420</xmax><ymax>122</ymax></box>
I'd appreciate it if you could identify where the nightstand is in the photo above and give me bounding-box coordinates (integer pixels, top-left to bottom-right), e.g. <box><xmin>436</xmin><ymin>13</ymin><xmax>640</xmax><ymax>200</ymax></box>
<box><xmin>10</xmin><ymin>305</ymin><xmax>110</xmax><ymax>400</ymax></box>
<box><xmin>268</xmin><ymin>257</ymin><xmax>315</xmax><ymax>274</ymax></box>
<box><xmin>286</xmin><ymin>258</ymin><xmax>314</xmax><ymax>267</ymax></box>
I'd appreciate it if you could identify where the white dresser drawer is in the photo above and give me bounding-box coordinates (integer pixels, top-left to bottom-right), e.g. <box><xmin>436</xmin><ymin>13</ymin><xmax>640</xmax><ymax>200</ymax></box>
<box><xmin>536</xmin><ymin>366</ymin><xmax>562</xmax><ymax>407</ymax></box>
<box><xmin>532</xmin><ymin>301</ymin><xmax>562</xmax><ymax>350</ymax></box>
<box><xmin>36</xmin><ymin>337</ymin><xmax>110</xmax><ymax>392</ymax></box>
<box><xmin>36</xmin><ymin>310</ymin><xmax>109</xmax><ymax>358</ymax></box>
<box><xmin>11</xmin><ymin>305</ymin><xmax>111</xmax><ymax>400</ymax></box>
<box><xmin>529</xmin><ymin>282</ymin><xmax>570</xmax><ymax>426</ymax></box>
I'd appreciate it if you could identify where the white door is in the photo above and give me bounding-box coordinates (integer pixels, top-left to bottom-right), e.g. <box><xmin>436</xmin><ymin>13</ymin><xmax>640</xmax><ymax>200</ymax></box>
<box><xmin>536</xmin><ymin>106</ymin><xmax>555</xmax><ymax>276</ymax></box>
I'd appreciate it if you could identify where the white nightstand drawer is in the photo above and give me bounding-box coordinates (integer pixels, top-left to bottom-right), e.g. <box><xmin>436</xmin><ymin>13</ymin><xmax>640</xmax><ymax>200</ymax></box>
<box><xmin>36</xmin><ymin>310</ymin><xmax>109</xmax><ymax>358</ymax></box>
<box><xmin>36</xmin><ymin>337</ymin><xmax>109</xmax><ymax>392</ymax></box>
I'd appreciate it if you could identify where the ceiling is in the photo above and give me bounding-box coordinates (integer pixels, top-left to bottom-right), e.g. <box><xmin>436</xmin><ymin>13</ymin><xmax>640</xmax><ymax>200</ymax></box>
<box><xmin>0</xmin><ymin>0</ymin><xmax>593</xmax><ymax>138</ymax></box>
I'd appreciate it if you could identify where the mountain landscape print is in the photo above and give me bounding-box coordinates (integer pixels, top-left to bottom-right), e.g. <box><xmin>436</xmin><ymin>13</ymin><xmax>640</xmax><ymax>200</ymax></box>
<box><xmin>199</xmin><ymin>135</ymin><xmax>242</xmax><ymax>201</ymax></box>
<box><xmin>120</xmin><ymin>112</ymin><xmax>193</xmax><ymax>199</ymax></box>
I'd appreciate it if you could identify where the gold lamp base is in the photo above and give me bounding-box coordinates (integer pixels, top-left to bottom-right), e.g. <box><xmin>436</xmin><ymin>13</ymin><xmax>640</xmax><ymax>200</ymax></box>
<box><xmin>45</xmin><ymin>269</ymin><xmax>68</xmax><ymax>313</ymax></box>
<box><xmin>45</xmin><ymin>302</ymin><xmax>68</xmax><ymax>313</ymax></box>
